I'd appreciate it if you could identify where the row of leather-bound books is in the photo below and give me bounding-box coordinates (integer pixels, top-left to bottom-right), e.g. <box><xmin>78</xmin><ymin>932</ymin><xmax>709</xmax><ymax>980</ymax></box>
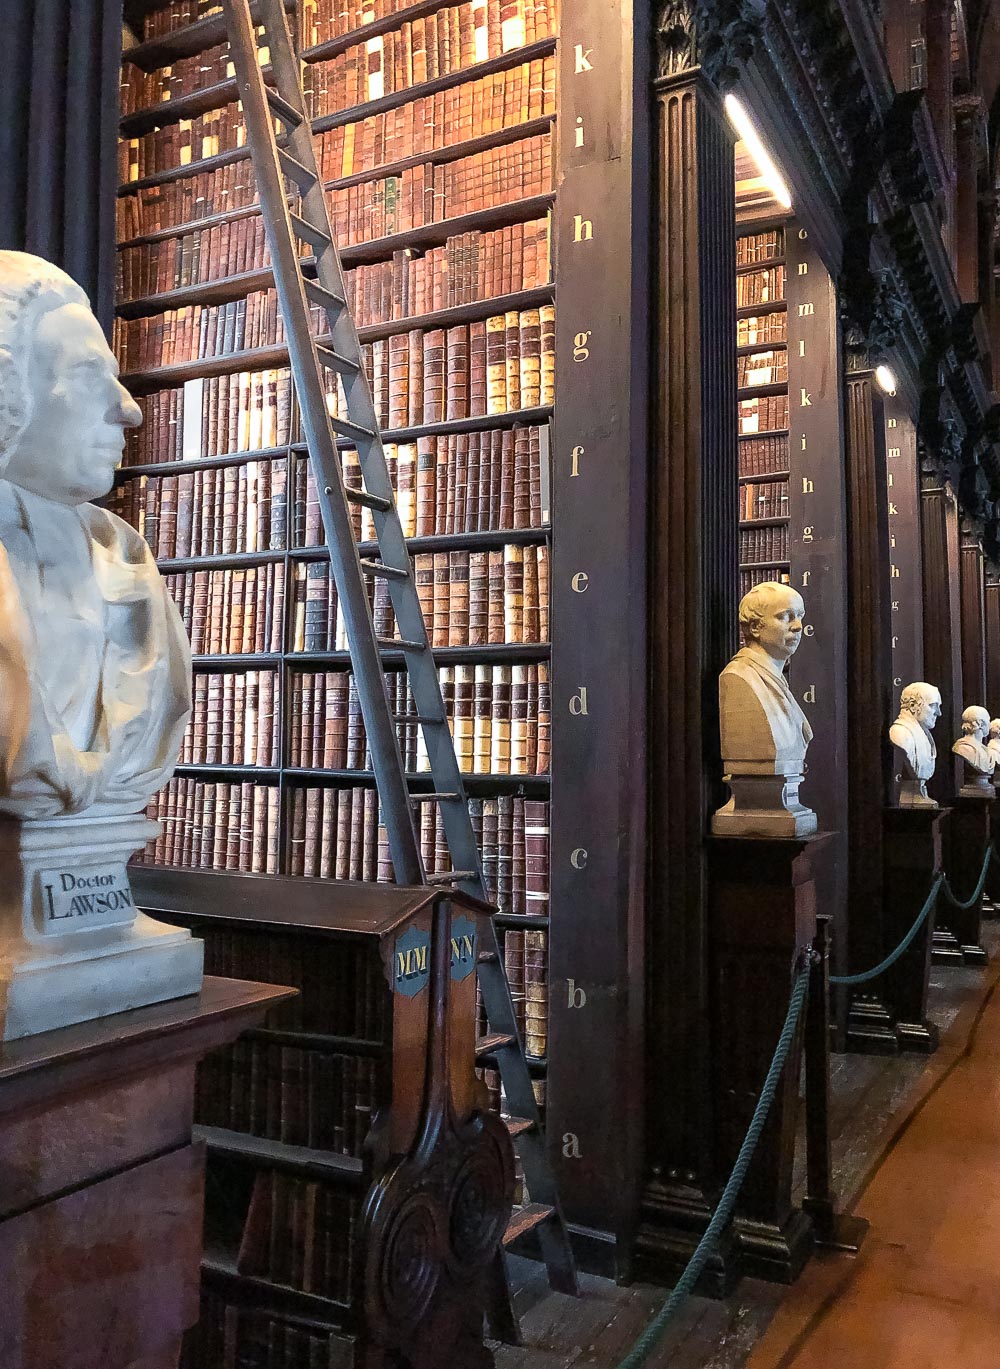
<box><xmin>737</xmin><ymin>348</ymin><xmax>788</xmax><ymax>389</ymax></box>
<box><xmin>301</xmin><ymin>0</ymin><xmax>559</xmax><ymax>49</ymax></box>
<box><xmin>141</xmin><ymin>779</ymin><xmax>550</xmax><ymax>915</ymax></box>
<box><xmin>287</xmin><ymin>662</ymin><xmax>551</xmax><ymax>776</ymax></box>
<box><xmin>735</xmin><ymin>227</ymin><xmax>784</xmax><ymax>266</ymax></box>
<box><xmin>739</xmin><ymin>524</ymin><xmax>789</xmax><ymax>565</ymax></box>
<box><xmin>738</xmin><ymin>392</ymin><xmax>790</xmax><ymax>436</ymax></box>
<box><xmin>314</xmin><ymin>57</ymin><xmax>555</xmax><ymax>179</ymax></box>
<box><xmin>179</xmin><ymin>669</ymin><xmax>281</xmax><ymax>766</ymax></box>
<box><xmin>163</xmin><ymin>564</ymin><xmax>286</xmax><ymax>655</ymax></box>
<box><xmin>302</xmin><ymin>10</ymin><xmax>556</xmax><ymax>118</ymax></box>
<box><xmin>118</xmin><ymin>162</ymin><xmax>259</xmax><ymax>237</ymax></box>
<box><xmin>739</xmin><ymin>479</ymin><xmax>789</xmax><ymax>521</ymax></box>
<box><xmin>737</xmin><ymin>311</ymin><xmax>787</xmax><ymax>347</ymax></box>
<box><xmin>738</xmin><ymin>433</ymin><xmax>789</xmax><ymax>477</ymax></box>
<box><xmin>238</xmin><ymin>1173</ymin><xmax>360</xmax><ymax>1306</ymax></box>
<box><xmin>113</xmin><ymin>425</ymin><xmax>547</xmax><ymax>546</ymax></box>
<box><xmin>184</xmin><ymin>1290</ymin><xmax>355</xmax><ymax>1368</ymax></box>
<box><xmin>137</xmin><ymin>0</ymin><xmax>221</xmax><ymax>39</ymax></box>
<box><xmin>740</xmin><ymin>566</ymin><xmax>793</xmax><ymax>598</ymax></box>
<box><xmin>120</xmin><ymin>35</ymin><xmax>267</xmax><ymax>117</ymax></box>
<box><xmin>118</xmin><ymin>210</ymin><xmax>550</xmax><ymax>309</ymax></box>
<box><xmin>501</xmin><ymin>926</ymin><xmax>547</xmax><ymax>1056</ymax></box>
<box><xmin>119</xmin><ymin>102</ymin><xmax>248</xmax><ymax>182</ymax></box>
<box><xmin>735</xmin><ymin>264</ymin><xmax>786</xmax><ymax>308</ymax></box>
<box><xmin>197</xmin><ymin>1037</ymin><xmax>379</xmax><ymax>1157</ymax></box>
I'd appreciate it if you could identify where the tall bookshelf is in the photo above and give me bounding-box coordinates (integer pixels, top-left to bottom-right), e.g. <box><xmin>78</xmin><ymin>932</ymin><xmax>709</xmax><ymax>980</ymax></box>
<box><xmin>114</xmin><ymin>0</ymin><xmax>567</xmax><ymax>1337</ymax></box>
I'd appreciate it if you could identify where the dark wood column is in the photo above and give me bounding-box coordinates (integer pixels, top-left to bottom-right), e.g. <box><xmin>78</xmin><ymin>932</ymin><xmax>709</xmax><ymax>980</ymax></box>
<box><xmin>985</xmin><ymin>570</ymin><xmax>1000</xmax><ymax>711</ymax></box>
<box><xmin>921</xmin><ymin>466</ymin><xmax>964</xmax><ymax>801</ymax></box>
<box><xmin>959</xmin><ymin>520</ymin><xmax>987</xmax><ymax>708</ymax></box>
<box><xmin>954</xmin><ymin>99</ymin><xmax>983</xmax><ymax>306</ymax></box>
<box><xmin>639</xmin><ymin>11</ymin><xmax>740</xmax><ymax>1288</ymax></box>
<box><xmin>843</xmin><ymin>363</ymin><xmax>895</xmax><ymax>1031</ymax></box>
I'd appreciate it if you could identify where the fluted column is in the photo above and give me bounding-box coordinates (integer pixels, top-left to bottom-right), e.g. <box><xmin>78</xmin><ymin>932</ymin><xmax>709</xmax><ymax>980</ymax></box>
<box><xmin>959</xmin><ymin>520</ymin><xmax>987</xmax><ymax>708</ymax></box>
<box><xmin>921</xmin><ymin>468</ymin><xmax>964</xmax><ymax>800</ymax></box>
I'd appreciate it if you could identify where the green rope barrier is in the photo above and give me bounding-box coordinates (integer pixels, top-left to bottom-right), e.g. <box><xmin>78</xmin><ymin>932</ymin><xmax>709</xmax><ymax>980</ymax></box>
<box><xmin>829</xmin><ymin>872</ymin><xmax>943</xmax><ymax>986</ymax></box>
<box><xmin>941</xmin><ymin>843</ymin><xmax>994</xmax><ymax>912</ymax></box>
<box><xmin>616</xmin><ymin>962</ymin><xmax>810</xmax><ymax>1369</ymax></box>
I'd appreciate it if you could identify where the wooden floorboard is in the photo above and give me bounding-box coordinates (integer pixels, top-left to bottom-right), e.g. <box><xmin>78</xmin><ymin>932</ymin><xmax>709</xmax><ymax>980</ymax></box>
<box><xmin>496</xmin><ymin>920</ymin><xmax>1000</xmax><ymax>1369</ymax></box>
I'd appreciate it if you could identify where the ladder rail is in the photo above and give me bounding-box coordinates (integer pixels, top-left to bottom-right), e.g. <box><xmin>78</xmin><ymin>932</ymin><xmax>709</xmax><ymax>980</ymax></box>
<box><xmin>224</xmin><ymin>0</ymin><xmax>423</xmax><ymax>886</ymax></box>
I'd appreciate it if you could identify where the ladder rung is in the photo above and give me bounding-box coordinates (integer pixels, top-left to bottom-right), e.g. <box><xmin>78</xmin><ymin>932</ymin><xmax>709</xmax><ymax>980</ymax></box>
<box><xmin>344</xmin><ymin>487</ymin><xmax>391</xmax><ymax>513</ymax></box>
<box><xmin>316</xmin><ymin>344</ymin><xmax>361</xmax><ymax>376</ymax></box>
<box><xmin>410</xmin><ymin>792</ymin><xmax>461</xmax><ymax>803</ymax></box>
<box><xmin>360</xmin><ymin>559</ymin><xmax>407</xmax><ymax>580</ymax></box>
<box><xmin>289</xmin><ymin>211</ymin><xmax>332</xmax><ymax>252</ymax></box>
<box><xmin>266</xmin><ymin>88</ymin><xmax>304</xmax><ymax>128</ymax></box>
<box><xmin>426</xmin><ymin>870</ymin><xmax>477</xmax><ymax>885</ymax></box>
<box><xmin>503</xmin><ymin>1204</ymin><xmax>556</xmax><ymax>1248</ymax></box>
<box><xmin>476</xmin><ymin>1032</ymin><xmax>516</xmax><ymax>1059</ymax></box>
<box><xmin>330</xmin><ymin>414</ymin><xmax>377</xmax><ymax>445</ymax></box>
<box><xmin>277</xmin><ymin>147</ymin><xmax>316</xmax><ymax>188</ymax></box>
<box><xmin>478</xmin><ymin>950</ymin><xmax>499</xmax><ymax>963</ymax></box>
<box><xmin>503</xmin><ymin>1116</ymin><xmax>535</xmax><ymax>1140</ymax></box>
<box><xmin>392</xmin><ymin>714</ymin><xmax>442</xmax><ymax>725</ymax></box>
<box><xmin>303</xmin><ymin>278</ymin><xmax>346</xmax><ymax>314</ymax></box>
<box><xmin>377</xmin><ymin>636</ymin><xmax>426</xmax><ymax>653</ymax></box>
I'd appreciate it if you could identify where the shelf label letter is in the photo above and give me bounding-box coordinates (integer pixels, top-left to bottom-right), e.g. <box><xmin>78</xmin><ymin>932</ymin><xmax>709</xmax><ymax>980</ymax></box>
<box><xmin>803</xmin><ymin>684</ymin><xmax>817</xmax><ymax>703</ymax></box>
<box><xmin>573</xmin><ymin>214</ymin><xmax>594</xmax><ymax>242</ymax></box>
<box><xmin>802</xmin><ymin>525</ymin><xmax>813</xmax><ymax>543</ymax></box>
<box><xmin>571</xmin><ymin>572</ymin><xmax>589</xmax><ymax>593</ymax></box>
<box><xmin>800</xmin><ymin>388</ymin><xmax>813</xmax><ymax>407</ymax></box>
<box><xmin>797</xmin><ymin>302</ymin><xmax>815</xmax><ymax>317</ymax></box>
<box><xmin>574</xmin><ymin>44</ymin><xmax>594</xmax><ymax>72</ymax></box>
<box><xmin>562</xmin><ymin>1134</ymin><xmax>582</xmax><ymax>1158</ymax></box>
<box><xmin>570</xmin><ymin>847</ymin><xmax>588</xmax><ymax>869</ymax></box>
<box><xmin>571</xmin><ymin>444</ymin><xmax>584</xmax><ymax>476</ymax></box>
<box><xmin>575</xmin><ymin>116</ymin><xmax>585</xmax><ymax>148</ymax></box>
<box><xmin>569</xmin><ymin>687</ymin><xmax>588</xmax><ymax>716</ymax></box>
<box><xmin>567</xmin><ymin>980</ymin><xmax>587</xmax><ymax>1008</ymax></box>
<box><xmin>802</xmin><ymin>476</ymin><xmax>814</xmax><ymax>493</ymax></box>
<box><xmin>573</xmin><ymin>331</ymin><xmax>591</xmax><ymax>362</ymax></box>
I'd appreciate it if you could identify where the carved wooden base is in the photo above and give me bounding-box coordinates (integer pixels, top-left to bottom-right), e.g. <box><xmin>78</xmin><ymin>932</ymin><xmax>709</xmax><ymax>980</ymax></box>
<box><xmin>844</xmin><ymin>992</ymin><xmax>901</xmax><ymax>1054</ymax></box>
<box><xmin>801</xmin><ymin>1198</ymin><xmax>870</xmax><ymax>1254</ymax></box>
<box><xmin>939</xmin><ymin>796</ymin><xmax>992</xmax><ymax>965</ymax></box>
<box><xmin>877</xmin><ymin>807</ymin><xmax>945</xmax><ymax>1053</ymax></box>
<box><xmin>634</xmin><ymin>1181</ymin><xmax>739</xmax><ymax>1298</ymax></box>
<box><xmin>733</xmin><ymin>1210</ymin><xmax>815</xmax><ymax>1284</ymax></box>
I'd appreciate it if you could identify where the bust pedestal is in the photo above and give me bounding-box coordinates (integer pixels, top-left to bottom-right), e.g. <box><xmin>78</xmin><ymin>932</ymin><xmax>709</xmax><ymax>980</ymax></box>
<box><xmin>935</xmin><ymin>796</ymin><xmax>991</xmax><ymax>966</ymax></box>
<box><xmin>707</xmin><ymin>833</ymin><xmax>831</xmax><ymax>1283</ymax></box>
<box><xmin>0</xmin><ymin>976</ymin><xmax>293</xmax><ymax>1368</ymax></box>
<box><xmin>880</xmin><ymin>807</ymin><xmax>946</xmax><ymax>1051</ymax></box>
<box><xmin>712</xmin><ymin>775</ymin><xmax>817</xmax><ymax>838</ymax></box>
<box><xmin>0</xmin><ymin>814</ymin><xmax>203</xmax><ymax>1040</ymax></box>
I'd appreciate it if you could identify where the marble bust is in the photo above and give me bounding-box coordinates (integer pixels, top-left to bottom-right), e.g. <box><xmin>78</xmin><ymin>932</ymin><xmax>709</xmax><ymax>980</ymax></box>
<box><xmin>987</xmin><ymin>719</ymin><xmax>1000</xmax><ymax>771</ymax></box>
<box><xmin>889</xmin><ymin>682</ymin><xmax>941</xmax><ymax>807</ymax></box>
<box><xmin>952</xmin><ymin>705</ymin><xmax>996</xmax><ymax>799</ymax></box>
<box><xmin>0</xmin><ymin>251</ymin><xmax>201</xmax><ymax>1039</ymax></box>
<box><xmin>712</xmin><ymin>581</ymin><xmax>817</xmax><ymax>837</ymax></box>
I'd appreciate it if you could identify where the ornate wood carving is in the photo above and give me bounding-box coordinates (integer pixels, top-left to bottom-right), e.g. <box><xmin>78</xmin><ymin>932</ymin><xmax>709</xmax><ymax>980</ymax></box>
<box><xmin>654</xmin><ymin>0</ymin><xmax>759</xmax><ymax>86</ymax></box>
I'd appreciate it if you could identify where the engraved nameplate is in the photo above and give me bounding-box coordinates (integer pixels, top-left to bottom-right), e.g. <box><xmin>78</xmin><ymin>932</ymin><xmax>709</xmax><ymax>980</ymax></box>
<box><xmin>37</xmin><ymin>864</ymin><xmax>135</xmax><ymax>931</ymax></box>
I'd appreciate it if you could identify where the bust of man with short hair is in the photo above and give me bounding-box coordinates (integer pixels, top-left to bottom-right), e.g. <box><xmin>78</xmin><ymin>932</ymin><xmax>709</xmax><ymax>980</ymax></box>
<box><xmin>889</xmin><ymin>682</ymin><xmax>941</xmax><ymax>807</ymax></box>
<box><xmin>987</xmin><ymin>719</ymin><xmax>1000</xmax><ymax>770</ymax></box>
<box><xmin>952</xmin><ymin>705</ymin><xmax>996</xmax><ymax>799</ymax></box>
<box><xmin>712</xmin><ymin>580</ymin><xmax>817</xmax><ymax>837</ymax></box>
<box><xmin>0</xmin><ymin>250</ymin><xmax>191</xmax><ymax>818</ymax></box>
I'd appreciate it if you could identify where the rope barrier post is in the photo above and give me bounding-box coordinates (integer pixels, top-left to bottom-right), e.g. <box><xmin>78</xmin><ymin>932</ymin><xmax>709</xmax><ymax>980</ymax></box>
<box><xmin>707</xmin><ymin>833</ymin><xmax>833</xmax><ymax>1284</ymax></box>
<box><xmin>802</xmin><ymin>915</ymin><xmax>869</xmax><ymax>1252</ymax></box>
<box><xmin>937</xmin><ymin>797</ymin><xmax>992</xmax><ymax>966</ymax></box>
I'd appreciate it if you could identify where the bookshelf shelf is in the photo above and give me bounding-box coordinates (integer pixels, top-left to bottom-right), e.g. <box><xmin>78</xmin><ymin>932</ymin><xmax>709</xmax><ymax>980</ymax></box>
<box><xmin>119</xmin><ymin>144</ymin><xmax>250</xmax><ymax>196</ymax></box>
<box><xmin>117</xmin><ymin>114</ymin><xmax>556</xmax><ymax>242</ymax></box>
<box><xmin>201</xmin><ymin>1251</ymin><xmax>354</xmax><ymax>1319</ymax></box>
<box><xmin>740</xmin><ymin>559</ymin><xmax>792</xmax><ymax>571</ymax></box>
<box><xmin>287</xmin><ymin>643</ymin><xmax>550</xmax><ymax>668</ymax></box>
<box><xmin>247</xmin><ymin>1027</ymin><xmax>385</xmax><ymax>1057</ymax></box>
<box><xmin>738</xmin><ymin>469</ymin><xmax>790</xmax><ymax>483</ymax></box>
<box><xmin>191</xmin><ymin>653</ymin><xmax>284</xmax><ymax>669</ymax></box>
<box><xmin>122</xmin><ymin>74</ymin><xmax>270</xmax><ymax>137</ymax></box>
<box><xmin>154</xmin><ymin>528</ymin><xmax>551</xmax><ymax>574</ymax></box>
<box><xmin>739</xmin><ymin>517</ymin><xmax>788</xmax><ymax>529</ymax></box>
<box><xmin>301</xmin><ymin>0</ymin><xmax>450</xmax><ymax>64</ymax></box>
<box><xmin>195</xmin><ymin>1124</ymin><xmax>366</xmax><ymax>1184</ymax></box>
<box><xmin>736</xmin><ymin>341</ymin><xmax>787</xmax><ymax>356</ymax></box>
<box><xmin>125</xmin><ymin>0</ymin><xmax>295</xmax><ymax>70</ymax></box>
<box><xmin>739</xmin><ymin>428</ymin><xmax>789</xmax><ymax>441</ymax></box>
<box><xmin>310</xmin><ymin>37</ymin><xmax>557</xmax><ymax>136</ymax></box>
<box><xmin>736</xmin><ymin>381</ymin><xmax>788</xmax><ymax>400</ymax></box>
<box><xmin>737</xmin><ymin>300</ymin><xmax>787</xmax><ymax>319</ymax></box>
<box><xmin>735</xmin><ymin>256</ymin><xmax>786</xmax><ymax>273</ymax></box>
<box><xmin>118</xmin><ymin>445</ymin><xmax>291</xmax><ymax>481</ymax></box>
<box><xmin>284</xmin><ymin>770</ymin><xmax>551</xmax><ymax>795</ymax></box>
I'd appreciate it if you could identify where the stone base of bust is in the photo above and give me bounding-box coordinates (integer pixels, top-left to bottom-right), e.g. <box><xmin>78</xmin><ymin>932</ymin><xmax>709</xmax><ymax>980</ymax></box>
<box><xmin>958</xmin><ymin>776</ymin><xmax>996</xmax><ymax>800</ymax></box>
<box><xmin>711</xmin><ymin>775</ymin><xmax>818</xmax><ymax>838</ymax></box>
<box><xmin>0</xmin><ymin>813</ymin><xmax>203</xmax><ymax>1041</ymax></box>
<box><xmin>897</xmin><ymin>779</ymin><xmax>938</xmax><ymax>808</ymax></box>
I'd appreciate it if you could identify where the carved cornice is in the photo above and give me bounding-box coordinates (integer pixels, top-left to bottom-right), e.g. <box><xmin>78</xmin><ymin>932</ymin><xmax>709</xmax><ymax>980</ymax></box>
<box><xmin>841</xmin><ymin>262</ymin><xmax>906</xmax><ymax>372</ymax></box>
<box><xmin>653</xmin><ymin>0</ymin><xmax>760</xmax><ymax>88</ymax></box>
<box><xmin>882</xmin><ymin>91</ymin><xmax>946</xmax><ymax>213</ymax></box>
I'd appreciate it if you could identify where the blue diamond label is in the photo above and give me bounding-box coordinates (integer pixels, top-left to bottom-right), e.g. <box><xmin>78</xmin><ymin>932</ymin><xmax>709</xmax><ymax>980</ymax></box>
<box><xmin>393</xmin><ymin>925</ymin><xmax>431</xmax><ymax>997</ymax></box>
<box><xmin>450</xmin><ymin>914</ymin><xmax>477</xmax><ymax>982</ymax></box>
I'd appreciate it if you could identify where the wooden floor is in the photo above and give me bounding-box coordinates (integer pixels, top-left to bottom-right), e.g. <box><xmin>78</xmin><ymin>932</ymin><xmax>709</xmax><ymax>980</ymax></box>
<box><xmin>493</xmin><ymin>924</ymin><xmax>1000</xmax><ymax>1369</ymax></box>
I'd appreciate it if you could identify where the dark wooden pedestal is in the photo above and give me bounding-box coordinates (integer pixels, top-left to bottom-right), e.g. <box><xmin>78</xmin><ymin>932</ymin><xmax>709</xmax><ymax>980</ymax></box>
<box><xmin>985</xmin><ymin>802</ymin><xmax>1000</xmax><ymax>915</ymax></box>
<box><xmin>708</xmin><ymin>834</ymin><xmax>831</xmax><ymax>1284</ymax></box>
<box><xmin>936</xmin><ymin>796</ymin><xmax>991</xmax><ymax>965</ymax></box>
<box><xmin>0</xmin><ymin>977</ymin><xmax>292</xmax><ymax>1369</ymax></box>
<box><xmin>879</xmin><ymin>807</ymin><xmax>946</xmax><ymax>1051</ymax></box>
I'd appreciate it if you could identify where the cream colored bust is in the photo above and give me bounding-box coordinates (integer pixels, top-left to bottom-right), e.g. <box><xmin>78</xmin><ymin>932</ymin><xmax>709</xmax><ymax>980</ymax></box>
<box><xmin>0</xmin><ymin>251</ymin><xmax>201</xmax><ymax>1039</ymax></box>
<box><xmin>952</xmin><ymin>705</ymin><xmax>996</xmax><ymax>799</ymax></box>
<box><xmin>712</xmin><ymin>580</ymin><xmax>817</xmax><ymax>838</ymax></box>
<box><xmin>987</xmin><ymin>719</ymin><xmax>1000</xmax><ymax>771</ymax></box>
<box><xmin>889</xmin><ymin>682</ymin><xmax>941</xmax><ymax>807</ymax></box>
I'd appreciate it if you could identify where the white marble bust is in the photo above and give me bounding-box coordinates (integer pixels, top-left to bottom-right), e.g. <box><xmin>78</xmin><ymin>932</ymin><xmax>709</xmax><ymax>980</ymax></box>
<box><xmin>889</xmin><ymin>682</ymin><xmax>941</xmax><ymax>807</ymax></box>
<box><xmin>0</xmin><ymin>252</ymin><xmax>200</xmax><ymax>1040</ymax></box>
<box><xmin>952</xmin><ymin>705</ymin><xmax>996</xmax><ymax>798</ymax></box>
<box><xmin>0</xmin><ymin>251</ymin><xmax>191</xmax><ymax>817</ymax></box>
<box><xmin>712</xmin><ymin>581</ymin><xmax>817</xmax><ymax>837</ymax></box>
<box><xmin>987</xmin><ymin>719</ymin><xmax>1000</xmax><ymax>771</ymax></box>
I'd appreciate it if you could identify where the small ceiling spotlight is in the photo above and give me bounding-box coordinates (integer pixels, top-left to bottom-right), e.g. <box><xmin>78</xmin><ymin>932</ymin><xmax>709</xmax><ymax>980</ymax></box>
<box><xmin>875</xmin><ymin>365</ymin><xmax>897</xmax><ymax>395</ymax></box>
<box><xmin>724</xmin><ymin>94</ymin><xmax>792</xmax><ymax>210</ymax></box>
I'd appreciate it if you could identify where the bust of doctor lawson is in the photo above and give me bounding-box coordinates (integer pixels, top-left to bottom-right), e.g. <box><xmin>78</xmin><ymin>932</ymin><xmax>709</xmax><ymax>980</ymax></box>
<box><xmin>0</xmin><ymin>251</ymin><xmax>201</xmax><ymax>1040</ymax></box>
<box><xmin>712</xmin><ymin>580</ymin><xmax>817</xmax><ymax>837</ymax></box>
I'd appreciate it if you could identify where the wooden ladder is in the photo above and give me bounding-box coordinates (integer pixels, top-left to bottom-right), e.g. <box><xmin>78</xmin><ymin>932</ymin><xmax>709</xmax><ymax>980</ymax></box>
<box><xmin>221</xmin><ymin>0</ymin><xmax>578</xmax><ymax>1325</ymax></box>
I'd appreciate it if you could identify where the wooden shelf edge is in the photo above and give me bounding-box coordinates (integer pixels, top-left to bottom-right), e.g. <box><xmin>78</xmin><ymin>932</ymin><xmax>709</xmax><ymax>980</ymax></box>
<box><xmin>195</xmin><ymin>1123</ymin><xmax>366</xmax><ymax>1183</ymax></box>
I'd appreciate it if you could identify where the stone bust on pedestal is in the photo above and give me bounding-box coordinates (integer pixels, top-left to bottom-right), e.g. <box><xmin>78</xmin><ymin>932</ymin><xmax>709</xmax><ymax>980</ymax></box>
<box><xmin>987</xmin><ymin>719</ymin><xmax>1000</xmax><ymax>771</ymax></box>
<box><xmin>889</xmin><ymin>682</ymin><xmax>941</xmax><ymax>807</ymax></box>
<box><xmin>952</xmin><ymin>706</ymin><xmax>996</xmax><ymax>799</ymax></box>
<box><xmin>712</xmin><ymin>581</ymin><xmax>816</xmax><ymax>837</ymax></box>
<box><xmin>0</xmin><ymin>251</ymin><xmax>202</xmax><ymax>1040</ymax></box>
